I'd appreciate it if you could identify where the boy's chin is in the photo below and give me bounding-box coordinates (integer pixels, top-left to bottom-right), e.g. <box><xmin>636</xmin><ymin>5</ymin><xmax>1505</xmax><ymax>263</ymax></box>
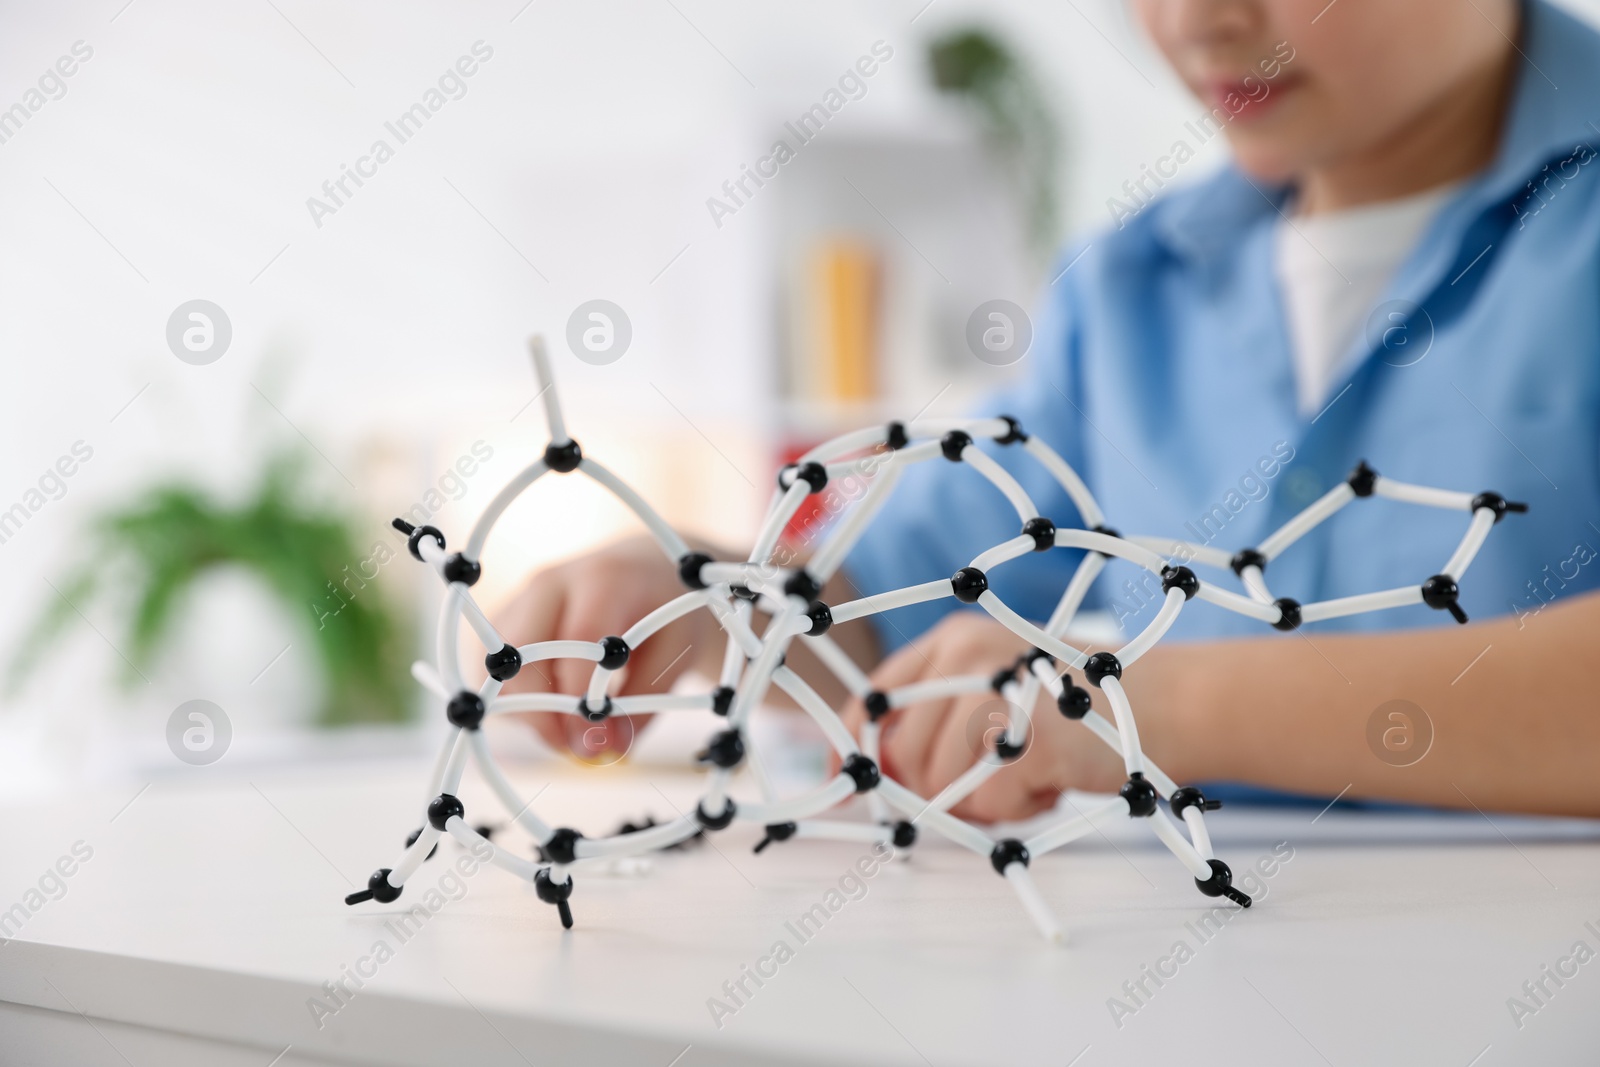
<box><xmin>1225</xmin><ymin>142</ymin><xmax>1303</xmax><ymax>187</ymax></box>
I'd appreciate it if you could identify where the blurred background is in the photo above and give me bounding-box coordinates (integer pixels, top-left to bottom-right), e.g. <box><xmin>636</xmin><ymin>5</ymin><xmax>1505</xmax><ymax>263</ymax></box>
<box><xmin>6</xmin><ymin>0</ymin><xmax>1596</xmax><ymax>798</ymax></box>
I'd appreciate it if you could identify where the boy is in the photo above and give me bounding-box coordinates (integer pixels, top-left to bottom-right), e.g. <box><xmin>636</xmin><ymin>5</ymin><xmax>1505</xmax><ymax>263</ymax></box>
<box><xmin>502</xmin><ymin>0</ymin><xmax>1600</xmax><ymax>820</ymax></box>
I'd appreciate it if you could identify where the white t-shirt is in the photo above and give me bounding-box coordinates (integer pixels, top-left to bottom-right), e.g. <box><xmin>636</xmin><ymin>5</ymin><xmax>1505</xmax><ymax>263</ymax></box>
<box><xmin>1275</xmin><ymin>183</ymin><xmax>1460</xmax><ymax>416</ymax></box>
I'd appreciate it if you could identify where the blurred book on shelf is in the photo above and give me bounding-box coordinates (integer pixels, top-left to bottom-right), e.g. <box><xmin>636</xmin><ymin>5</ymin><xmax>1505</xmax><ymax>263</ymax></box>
<box><xmin>793</xmin><ymin>237</ymin><xmax>882</xmax><ymax>405</ymax></box>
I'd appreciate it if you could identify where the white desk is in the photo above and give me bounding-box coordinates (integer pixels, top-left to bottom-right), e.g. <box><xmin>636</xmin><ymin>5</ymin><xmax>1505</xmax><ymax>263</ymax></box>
<box><xmin>2</xmin><ymin>754</ymin><xmax>1598</xmax><ymax>1067</ymax></box>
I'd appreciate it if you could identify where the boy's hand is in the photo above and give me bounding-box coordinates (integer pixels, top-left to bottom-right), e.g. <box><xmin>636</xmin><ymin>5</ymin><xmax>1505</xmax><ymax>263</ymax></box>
<box><xmin>493</xmin><ymin>534</ymin><xmax>721</xmax><ymax>759</ymax></box>
<box><xmin>839</xmin><ymin>612</ymin><xmax>1126</xmax><ymax>823</ymax></box>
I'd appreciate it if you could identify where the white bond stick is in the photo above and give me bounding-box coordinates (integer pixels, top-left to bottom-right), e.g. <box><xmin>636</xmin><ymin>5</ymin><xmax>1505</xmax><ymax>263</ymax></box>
<box><xmin>1114</xmin><ymin>587</ymin><xmax>1186</xmax><ymax>668</ymax></box>
<box><xmin>806</xmin><ymin>633</ymin><xmax>873</xmax><ymax>696</ymax></box>
<box><xmin>745</xmin><ymin>738</ymin><xmax>780</xmax><ymax>804</ymax></box>
<box><xmin>424</xmin><ymin>727</ymin><xmax>463</xmax><ymax>801</ymax></box>
<box><xmin>735</xmin><ymin>775</ymin><xmax>858</xmax><ymax>824</ymax></box>
<box><xmin>1146</xmin><ymin>808</ymin><xmax>1213</xmax><ymax>880</ymax></box>
<box><xmin>1052</xmin><ymin>528</ymin><xmax>1168</xmax><ymax>574</ymax></box>
<box><xmin>961</xmin><ymin>447</ymin><xmax>1038</xmax><ymax>523</ymax></box>
<box><xmin>876</xmin><ymin>778</ymin><xmax>994</xmax><ymax>856</ymax></box>
<box><xmin>809</xmin><ymin>465</ymin><xmax>903</xmax><ymax>580</ymax></box>
<box><xmin>719</xmin><ymin>603</ymin><xmax>752</xmax><ymax>687</ymax></box>
<box><xmin>792</xmin><ymin>820</ymin><xmax>893</xmax><ymax>844</ymax></box>
<box><xmin>1099</xmin><ymin>676</ymin><xmax>1145</xmax><ymax>776</ymax></box>
<box><xmin>977</xmin><ymin>591</ymin><xmax>1089</xmax><ymax>670</ymax></box>
<box><xmin>829</xmin><ymin>580</ymin><xmax>951</xmax><ymax>625</ymax></box>
<box><xmin>437</xmin><ymin>585</ymin><xmax>467</xmax><ymax>692</ymax></box>
<box><xmin>447</xmin><ymin>817</ymin><xmax>539</xmax><ymax>881</ymax></box>
<box><xmin>1374</xmin><ymin>476</ymin><xmax>1477</xmax><ymax>511</ymax></box>
<box><xmin>1024</xmin><ymin>795</ymin><xmax>1128</xmax><ymax>857</ymax></box>
<box><xmin>579</xmin><ymin>458</ymin><xmax>691</xmax><ymax>561</ymax></box>
<box><xmin>389</xmin><ymin>825</ymin><xmax>443</xmax><ymax>886</ymax></box>
<box><xmin>798</xmin><ymin>426</ymin><xmax>887</xmax><ymax>466</ymax></box>
<box><xmin>1442</xmin><ymin>506</ymin><xmax>1497</xmax><ymax>579</ymax></box>
<box><xmin>576</xmin><ymin>814</ymin><xmax>702</xmax><ymax>857</ymax></box>
<box><xmin>526</xmin><ymin>335</ymin><xmax>567</xmax><ymax>444</ymax></box>
<box><xmin>860</xmin><ymin>722</ymin><xmax>891</xmax><ymax>822</ymax></box>
<box><xmin>1193</xmin><ymin>582</ymin><xmax>1284</xmax><ymax>623</ymax></box>
<box><xmin>1130</xmin><ymin>535</ymin><xmax>1235</xmax><ymax>572</ymax></box>
<box><xmin>613</xmin><ymin>693</ymin><xmax>712</xmax><ymax>713</ymax></box>
<box><xmin>749</xmin><ymin>481</ymin><xmax>811</xmax><ymax>567</ymax></box>
<box><xmin>1257</xmin><ymin>483</ymin><xmax>1356</xmax><ymax>561</ymax></box>
<box><xmin>465</xmin><ymin>729</ymin><xmax>553</xmax><ymax>842</ymax></box>
<box><xmin>907</xmin><ymin>416</ymin><xmax>1009</xmax><ymax>440</ymax></box>
<box><xmin>774</xmin><ymin>666</ymin><xmax>860</xmax><ymax>758</ymax></box>
<box><xmin>891</xmin><ymin>675</ymin><xmax>993</xmax><ymax>707</ymax></box>
<box><xmin>972</xmin><ymin>536</ymin><xmax>1034</xmax><ymax>573</ymax></box>
<box><xmin>465</xmin><ymin>460</ymin><xmax>548</xmax><ymax>560</ymax></box>
<box><xmin>1298</xmin><ymin>585</ymin><xmax>1422</xmax><ymax>623</ymax></box>
<box><xmin>704</xmin><ymin>595</ymin><xmax>764</xmax><ymax>660</ymax></box>
<box><xmin>621</xmin><ymin>591</ymin><xmax>704</xmax><ymax>649</ymax></box>
<box><xmin>1005</xmin><ymin>863</ymin><xmax>1064</xmax><ymax>943</ymax></box>
<box><xmin>412</xmin><ymin>660</ymin><xmax>449</xmax><ymax>700</ymax></box>
<box><xmin>491</xmin><ymin>694</ymin><xmax>581</xmax><ymax>715</ymax></box>
<box><xmin>700</xmin><ymin>561</ymin><xmax>763</xmax><ymax>588</ymax></box>
<box><xmin>455</xmin><ymin>591</ymin><xmax>506</xmax><ymax>651</ymax></box>
<box><xmin>1238</xmin><ymin>564</ymin><xmax>1274</xmax><ymax>604</ymax></box>
<box><xmin>1044</xmin><ymin>551</ymin><xmax>1106</xmax><ymax>637</ymax></box>
<box><xmin>1022</xmin><ymin>436</ymin><xmax>1106</xmax><ymax>528</ymax></box>
<box><xmin>440</xmin><ymin>726</ymin><xmax>473</xmax><ymax>796</ymax></box>
<box><xmin>1182</xmin><ymin>807</ymin><xmax>1214</xmax><ymax>860</ymax></box>
<box><xmin>729</xmin><ymin>600</ymin><xmax>802</xmax><ymax>726</ymax></box>
<box><xmin>925</xmin><ymin>756</ymin><xmax>1003</xmax><ymax>813</ymax></box>
<box><xmin>889</xmin><ymin>439</ymin><xmax>943</xmax><ymax>466</ymax></box>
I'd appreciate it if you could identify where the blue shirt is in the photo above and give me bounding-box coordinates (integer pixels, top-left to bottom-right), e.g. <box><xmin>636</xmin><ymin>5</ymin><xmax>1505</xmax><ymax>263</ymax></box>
<box><xmin>847</xmin><ymin>0</ymin><xmax>1600</xmax><ymax>652</ymax></box>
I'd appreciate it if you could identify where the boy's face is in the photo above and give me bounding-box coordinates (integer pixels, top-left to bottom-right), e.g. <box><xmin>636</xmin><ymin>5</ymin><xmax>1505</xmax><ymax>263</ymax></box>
<box><xmin>1134</xmin><ymin>0</ymin><xmax>1516</xmax><ymax>183</ymax></box>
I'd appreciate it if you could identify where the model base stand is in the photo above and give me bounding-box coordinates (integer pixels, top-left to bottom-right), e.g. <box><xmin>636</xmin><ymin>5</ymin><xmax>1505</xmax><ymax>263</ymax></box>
<box><xmin>344</xmin><ymin>336</ymin><xmax>1526</xmax><ymax>942</ymax></box>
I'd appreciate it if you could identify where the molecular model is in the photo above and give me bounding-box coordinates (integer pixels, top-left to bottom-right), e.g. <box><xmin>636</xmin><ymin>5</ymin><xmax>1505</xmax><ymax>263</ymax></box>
<box><xmin>343</xmin><ymin>335</ymin><xmax>1526</xmax><ymax>941</ymax></box>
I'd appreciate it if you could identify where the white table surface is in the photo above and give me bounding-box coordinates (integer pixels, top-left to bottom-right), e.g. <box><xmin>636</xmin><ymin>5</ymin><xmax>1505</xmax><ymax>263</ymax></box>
<box><xmin>2</xmin><ymin>746</ymin><xmax>1599</xmax><ymax>1067</ymax></box>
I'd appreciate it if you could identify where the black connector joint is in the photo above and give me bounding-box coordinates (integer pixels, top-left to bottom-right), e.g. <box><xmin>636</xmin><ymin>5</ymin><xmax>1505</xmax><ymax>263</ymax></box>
<box><xmin>951</xmin><ymin>566</ymin><xmax>988</xmax><ymax>603</ymax></box>
<box><xmin>1347</xmin><ymin>460</ymin><xmax>1378</xmax><ymax>497</ymax></box>
<box><xmin>1169</xmin><ymin>786</ymin><xmax>1222</xmax><ymax>820</ymax></box>
<box><xmin>753</xmin><ymin>822</ymin><xmax>797</xmax><ymax>854</ymax></box>
<box><xmin>864</xmin><ymin>690</ymin><xmax>892</xmax><ymax>722</ymax></box>
<box><xmin>427</xmin><ymin>793</ymin><xmax>464</xmax><ymax>831</ymax></box>
<box><xmin>677</xmin><ymin>551</ymin><xmax>713</xmax><ymax>590</ymax></box>
<box><xmin>941</xmin><ymin>429</ymin><xmax>973</xmax><ymax>462</ymax></box>
<box><xmin>1421</xmin><ymin>574</ymin><xmax>1469</xmax><ymax>624</ymax></box>
<box><xmin>543</xmin><ymin>439</ymin><xmax>583</xmax><ymax>473</ymax></box>
<box><xmin>598</xmin><ymin>635</ymin><xmax>630</xmax><ymax>671</ymax></box>
<box><xmin>1120</xmin><ymin>772</ymin><xmax>1158</xmax><ymax>817</ymax></box>
<box><xmin>989</xmin><ymin>838</ymin><xmax>1029</xmax><ymax>875</ymax></box>
<box><xmin>995</xmin><ymin>416</ymin><xmax>1027</xmax><ymax>445</ymax></box>
<box><xmin>393</xmin><ymin>519</ymin><xmax>445</xmax><ymax>562</ymax></box>
<box><xmin>485</xmin><ymin>644</ymin><xmax>522</xmax><ymax>682</ymax></box>
<box><xmin>1272</xmin><ymin>597</ymin><xmax>1302</xmax><ymax>631</ymax></box>
<box><xmin>695</xmin><ymin>799</ymin><xmax>737</xmax><ymax>831</ymax></box>
<box><xmin>1472</xmin><ymin>490</ymin><xmax>1529</xmax><ymax>523</ymax></box>
<box><xmin>534</xmin><ymin>868</ymin><xmax>575</xmax><ymax>929</ymax></box>
<box><xmin>1230</xmin><ymin>548</ymin><xmax>1267</xmax><ymax>576</ymax></box>
<box><xmin>1083</xmin><ymin>651</ymin><xmax>1122</xmax><ymax>688</ymax></box>
<box><xmin>447</xmin><ymin>691</ymin><xmax>486</xmax><ymax>730</ymax></box>
<box><xmin>344</xmin><ymin>868</ymin><xmax>402</xmax><ymax>906</ymax></box>
<box><xmin>442</xmin><ymin>553</ymin><xmax>481</xmax><ymax>586</ymax></box>
<box><xmin>698</xmin><ymin>728</ymin><xmax>745</xmax><ymax>770</ymax></box>
<box><xmin>1161</xmin><ymin>565</ymin><xmax>1200</xmax><ymax>600</ymax></box>
<box><xmin>781</xmin><ymin>461</ymin><xmax>828</xmax><ymax>494</ymax></box>
<box><xmin>1022</xmin><ymin>516</ymin><xmax>1056</xmax><ymax>552</ymax></box>
<box><xmin>841</xmin><ymin>754</ymin><xmax>881</xmax><ymax>793</ymax></box>
<box><xmin>1196</xmin><ymin>858</ymin><xmax>1253</xmax><ymax>907</ymax></box>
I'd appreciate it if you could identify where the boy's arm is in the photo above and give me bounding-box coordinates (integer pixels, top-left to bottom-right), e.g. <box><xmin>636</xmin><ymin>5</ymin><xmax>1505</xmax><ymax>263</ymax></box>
<box><xmin>1134</xmin><ymin>587</ymin><xmax>1600</xmax><ymax>817</ymax></box>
